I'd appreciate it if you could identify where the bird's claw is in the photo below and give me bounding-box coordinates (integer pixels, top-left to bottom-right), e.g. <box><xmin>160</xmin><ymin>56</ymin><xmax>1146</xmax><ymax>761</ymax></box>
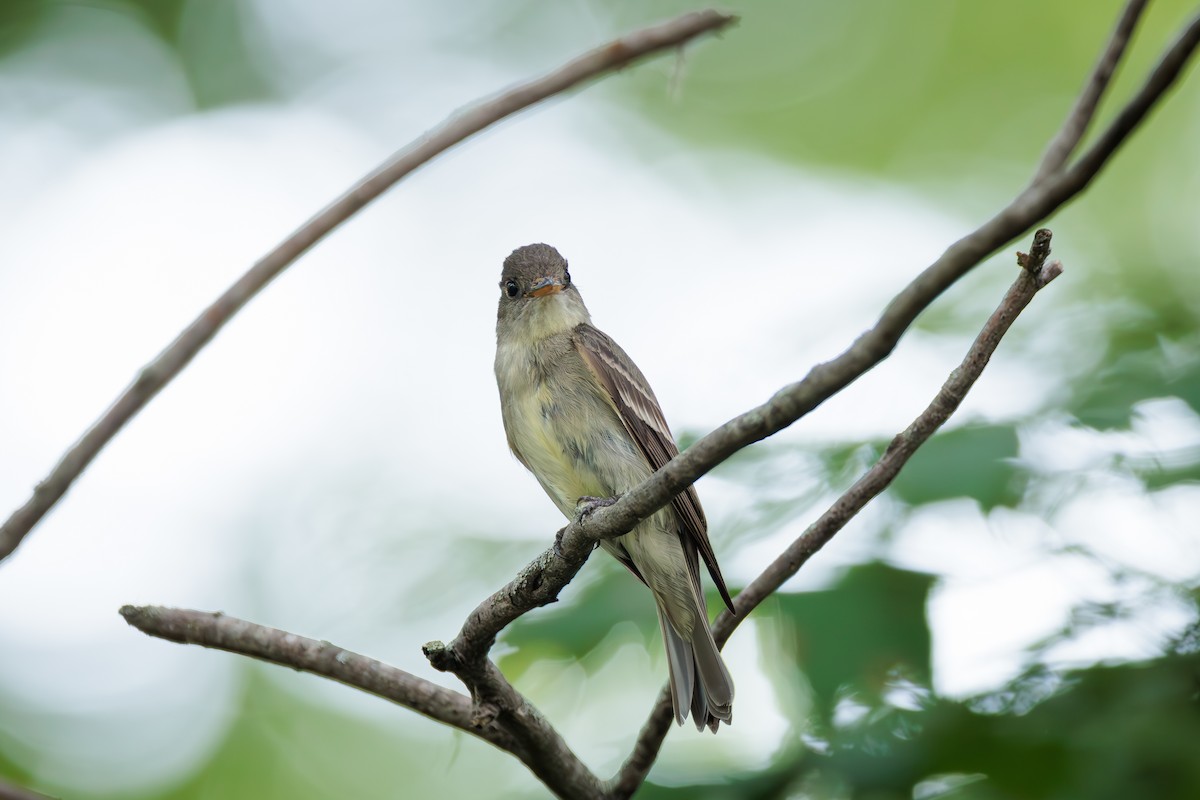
<box><xmin>553</xmin><ymin>526</ymin><xmax>568</xmax><ymax>559</ymax></box>
<box><xmin>575</xmin><ymin>495</ymin><xmax>619</xmax><ymax>522</ymax></box>
<box><xmin>553</xmin><ymin>496</ymin><xmax>619</xmax><ymax>558</ymax></box>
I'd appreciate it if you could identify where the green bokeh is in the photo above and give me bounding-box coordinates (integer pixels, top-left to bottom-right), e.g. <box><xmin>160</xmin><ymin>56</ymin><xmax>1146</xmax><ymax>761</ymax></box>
<box><xmin>890</xmin><ymin>424</ymin><xmax>1022</xmax><ymax>510</ymax></box>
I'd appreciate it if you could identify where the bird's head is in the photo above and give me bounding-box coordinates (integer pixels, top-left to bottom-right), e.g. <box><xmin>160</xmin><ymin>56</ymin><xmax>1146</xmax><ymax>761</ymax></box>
<box><xmin>496</xmin><ymin>243</ymin><xmax>590</xmax><ymax>341</ymax></box>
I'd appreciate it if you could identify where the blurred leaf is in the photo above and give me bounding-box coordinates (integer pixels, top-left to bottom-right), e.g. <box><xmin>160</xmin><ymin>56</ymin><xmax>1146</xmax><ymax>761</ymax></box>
<box><xmin>890</xmin><ymin>424</ymin><xmax>1021</xmax><ymax>510</ymax></box>
<box><xmin>1135</xmin><ymin>457</ymin><xmax>1200</xmax><ymax>491</ymax></box>
<box><xmin>1169</xmin><ymin>603</ymin><xmax>1200</xmax><ymax>654</ymax></box>
<box><xmin>1073</xmin><ymin>347</ymin><xmax>1200</xmax><ymax>430</ymax></box>
<box><xmin>653</xmin><ymin>649</ymin><xmax>1200</xmax><ymax>800</ymax></box>
<box><xmin>842</xmin><ymin>651</ymin><xmax>1200</xmax><ymax>799</ymax></box>
<box><xmin>636</xmin><ymin>752</ymin><xmax>816</xmax><ymax>800</ymax></box>
<box><xmin>117</xmin><ymin>1</ymin><xmax>190</xmax><ymax>43</ymax></box>
<box><xmin>1068</xmin><ymin>282</ymin><xmax>1200</xmax><ymax>429</ymax></box>
<box><xmin>606</xmin><ymin>0</ymin><xmax>1200</xmax><ymax>184</ymax></box>
<box><xmin>0</xmin><ymin>0</ymin><xmax>50</xmax><ymax>55</ymax></box>
<box><xmin>817</xmin><ymin>442</ymin><xmax>880</xmax><ymax>482</ymax></box>
<box><xmin>0</xmin><ymin>0</ymin><xmax>274</xmax><ymax>109</ymax></box>
<box><xmin>499</xmin><ymin>566</ymin><xmax>660</xmax><ymax>676</ymax></box>
<box><xmin>772</xmin><ymin>562</ymin><xmax>934</xmax><ymax>717</ymax></box>
<box><xmin>155</xmin><ymin>667</ymin><xmax>522</xmax><ymax>800</ymax></box>
<box><xmin>0</xmin><ymin>0</ymin><xmax>190</xmax><ymax>54</ymax></box>
<box><xmin>167</xmin><ymin>1</ymin><xmax>278</xmax><ymax>108</ymax></box>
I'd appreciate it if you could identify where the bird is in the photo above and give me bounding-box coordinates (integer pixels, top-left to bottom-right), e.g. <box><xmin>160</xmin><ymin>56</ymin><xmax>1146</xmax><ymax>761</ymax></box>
<box><xmin>493</xmin><ymin>242</ymin><xmax>734</xmax><ymax>731</ymax></box>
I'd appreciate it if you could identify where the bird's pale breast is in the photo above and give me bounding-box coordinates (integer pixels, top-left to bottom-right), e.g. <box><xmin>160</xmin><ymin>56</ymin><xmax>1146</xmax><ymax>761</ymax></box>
<box><xmin>496</xmin><ymin>337</ymin><xmax>649</xmax><ymax>519</ymax></box>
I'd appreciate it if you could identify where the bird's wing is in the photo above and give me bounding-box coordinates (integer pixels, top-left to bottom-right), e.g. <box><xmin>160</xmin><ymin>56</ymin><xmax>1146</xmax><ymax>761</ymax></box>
<box><xmin>572</xmin><ymin>323</ymin><xmax>734</xmax><ymax>612</ymax></box>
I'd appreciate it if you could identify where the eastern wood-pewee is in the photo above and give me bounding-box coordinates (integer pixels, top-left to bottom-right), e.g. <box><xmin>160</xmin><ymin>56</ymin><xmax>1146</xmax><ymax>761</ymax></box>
<box><xmin>494</xmin><ymin>243</ymin><xmax>734</xmax><ymax>732</ymax></box>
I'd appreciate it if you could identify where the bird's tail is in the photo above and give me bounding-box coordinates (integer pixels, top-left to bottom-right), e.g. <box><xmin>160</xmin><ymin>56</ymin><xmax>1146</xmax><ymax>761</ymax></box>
<box><xmin>658</xmin><ymin>604</ymin><xmax>734</xmax><ymax>732</ymax></box>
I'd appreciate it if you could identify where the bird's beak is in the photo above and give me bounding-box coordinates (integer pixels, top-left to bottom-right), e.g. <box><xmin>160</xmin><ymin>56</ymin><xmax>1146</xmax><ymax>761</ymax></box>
<box><xmin>527</xmin><ymin>276</ymin><xmax>564</xmax><ymax>297</ymax></box>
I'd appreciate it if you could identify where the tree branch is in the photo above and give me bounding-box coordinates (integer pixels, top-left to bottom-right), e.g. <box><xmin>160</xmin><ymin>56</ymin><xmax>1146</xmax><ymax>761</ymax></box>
<box><xmin>730</xmin><ymin>240</ymin><xmax>1063</xmax><ymax>688</ymax></box>
<box><xmin>421</xmin><ymin>639</ymin><xmax>605</xmax><ymax>798</ymax></box>
<box><xmin>109</xmin><ymin>5</ymin><xmax>1200</xmax><ymax>799</ymax></box>
<box><xmin>609</xmin><ymin>233</ymin><xmax>1064</xmax><ymax>797</ymax></box>
<box><xmin>116</xmin><ymin>606</ymin><xmax>527</xmax><ymax>751</ymax></box>
<box><xmin>0</xmin><ymin>9</ymin><xmax>737</xmax><ymax>565</ymax></box>
<box><xmin>1061</xmin><ymin>9</ymin><xmax>1200</xmax><ymax>189</ymax></box>
<box><xmin>1034</xmin><ymin>0</ymin><xmax>1149</xmax><ymax>181</ymax></box>
<box><xmin>442</xmin><ymin>3</ymin><xmax>1200</xmax><ymax>674</ymax></box>
<box><xmin>122</xmin><ymin>229</ymin><xmax>1063</xmax><ymax>800</ymax></box>
<box><xmin>119</xmin><ymin>605</ymin><xmax>605</xmax><ymax>798</ymax></box>
<box><xmin>599</xmin><ymin>8</ymin><xmax>1199</xmax><ymax>553</ymax></box>
<box><xmin>413</xmin><ymin>16</ymin><xmax>1200</xmax><ymax>789</ymax></box>
<box><xmin>440</xmin><ymin>529</ymin><xmax>599</xmax><ymax>669</ymax></box>
<box><xmin>606</xmin><ymin>688</ymin><xmax>673</xmax><ymax>798</ymax></box>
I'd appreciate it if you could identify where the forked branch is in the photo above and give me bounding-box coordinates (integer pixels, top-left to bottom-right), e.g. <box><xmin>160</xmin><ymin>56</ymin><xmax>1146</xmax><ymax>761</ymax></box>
<box><xmin>125</xmin><ymin>231</ymin><xmax>1064</xmax><ymax>800</ymax></box>
<box><xmin>440</xmin><ymin>0</ymin><xmax>1200</xmax><ymax>679</ymax></box>
<box><xmin>110</xmin><ymin>2</ymin><xmax>1200</xmax><ymax>798</ymax></box>
<box><xmin>611</xmin><ymin>233</ymin><xmax>1062</xmax><ymax>796</ymax></box>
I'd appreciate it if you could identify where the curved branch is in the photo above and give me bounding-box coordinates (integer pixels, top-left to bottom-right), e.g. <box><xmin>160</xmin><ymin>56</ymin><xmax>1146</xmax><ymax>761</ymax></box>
<box><xmin>609</xmin><ymin>235</ymin><xmax>1064</xmax><ymax>797</ymax></box>
<box><xmin>421</xmin><ymin>639</ymin><xmax>604</xmax><ymax>798</ymax></box>
<box><xmin>446</xmin><ymin>531</ymin><xmax>599</xmax><ymax>667</ymax></box>
<box><xmin>0</xmin><ymin>9</ymin><xmax>737</xmax><ymax>564</ymax></box>
<box><xmin>596</xmin><ymin>8</ymin><xmax>1200</xmax><ymax>557</ymax></box>
<box><xmin>120</xmin><ymin>605</ymin><xmax>605</xmax><ymax>798</ymax></box>
<box><xmin>1034</xmin><ymin>0</ymin><xmax>1149</xmax><ymax>181</ymax></box>
<box><xmin>116</xmin><ymin>606</ymin><xmax>526</xmax><ymax>752</ymax></box>
<box><xmin>726</xmin><ymin>246</ymin><xmax>1063</xmax><ymax>696</ymax></box>
<box><xmin>1061</xmin><ymin>9</ymin><xmax>1200</xmax><ymax>189</ymax></box>
<box><xmin>445</xmin><ymin>6</ymin><xmax>1200</xmax><ymax>668</ymax></box>
<box><xmin>109</xmin><ymin>5</ymin><xmax>1199</xmax><ymax>800</ymax></box>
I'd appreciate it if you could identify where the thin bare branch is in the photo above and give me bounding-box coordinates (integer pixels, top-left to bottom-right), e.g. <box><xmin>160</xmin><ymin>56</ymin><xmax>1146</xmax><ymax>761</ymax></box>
<box><xmin>722</xmin><ymin>245</ymin><xmax>1062</xmax><ymax>637</ymax></box>
<box><xmin>120</xmin><ymin>605</ymin><xmax>604</xmax><ymax>798</ymax></box>
<box><xmin>610</xmin><ymin>234</ymin><xmax>1064</xmax><ymax>797</ymax></box>
<box><xmin>446</xmin><ymin>6</ymin><xmax>1200</xmax><ymax>668</ymax></box>
<box><xmin>116</xmin><ymin>606</ymin><xmax>527</xmax><ymax>750</ymax></box>
<box><xmin>445</xmin><ymin>530</ymin><xmax>598</xmax><ymax>668</ymax></box>
<box><xmin>1034</xmin><ymin>0</ymin><xmax>1149</xmax><ymax>180</ymax></box>
<box><xmin>422</xmin><ymin>639</ymin><xmax>605</xmax><ymax>798</ymax></box>
<box><xmin>110</xmin><ymin>6</ymin><xmax>1200</xmax><ymax>800</ymax></box>
<box><xmin>1061</xmin><ymin>9</ymin><xmax>1200</xmax><ymax>189</ymax></box>
<box><xmin>607</xmin><ymin>689</ymin><xmax>673</xmax><ymax>799</ymax></box>
<box><xmin>0</xmin><ymin>9</ymin><xmax>737</xmax><ymax>564</ymax></box>
<box><xmin>600</xmin><ymin>6</ymin><xmax>1199</xmax><ymax>566</ymax></box>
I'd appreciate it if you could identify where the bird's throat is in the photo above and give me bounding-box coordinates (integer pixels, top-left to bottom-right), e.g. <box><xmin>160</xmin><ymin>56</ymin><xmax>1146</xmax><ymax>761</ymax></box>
<box><xmin>505</xmin><ymin>293</ymin><xmax>590</xmax><ymax>346</ymax></box>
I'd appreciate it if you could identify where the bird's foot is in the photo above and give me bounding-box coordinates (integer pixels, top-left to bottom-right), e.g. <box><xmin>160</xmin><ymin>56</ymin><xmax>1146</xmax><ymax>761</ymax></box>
<box><xmin>554</xmin><ymin>496</ymin><xmax>619</xmax><ymax>558</ymax></box>
<box><xmin>553</xmin><ymin>526</ymin><xmax>568</xmax><ymax>559</ymax></box>
<box><xmin>575</xmin><ymin>495</ymin><xmax>619</xmax><ymax>522</ymax></box>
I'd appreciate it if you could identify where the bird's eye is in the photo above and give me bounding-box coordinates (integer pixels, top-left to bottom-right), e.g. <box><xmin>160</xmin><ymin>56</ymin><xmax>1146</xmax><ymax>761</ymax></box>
<box><xmin>504</xmin><ymin>279</ymin><xmax>520</xmax><ymax>298</ymax></box>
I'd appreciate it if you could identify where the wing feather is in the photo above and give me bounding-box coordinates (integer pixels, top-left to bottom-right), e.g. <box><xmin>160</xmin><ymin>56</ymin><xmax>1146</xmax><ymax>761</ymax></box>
<box><xmin>573</xmin><ymin>323</ymin><xmax>734</xmax><ymax>612</ymax></box>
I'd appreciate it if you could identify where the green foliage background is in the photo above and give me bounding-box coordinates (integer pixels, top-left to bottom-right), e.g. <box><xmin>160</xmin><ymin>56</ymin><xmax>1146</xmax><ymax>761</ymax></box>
<box><xmin>2</xmin><ymin>1</ymin><xmax>1198</xmax><ymax>798</ymax></box>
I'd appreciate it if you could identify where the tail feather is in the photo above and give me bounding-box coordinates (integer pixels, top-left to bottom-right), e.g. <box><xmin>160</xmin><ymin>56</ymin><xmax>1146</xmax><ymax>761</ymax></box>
<box><xmin>659</xmin><ymin>608</ymin><xmax>734</xmax><ymax>732</ymax></box>
<box><xmin>659</xmin><ymin>614</ymin><xmax>695</xmax><ymax>726</ymax></box>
